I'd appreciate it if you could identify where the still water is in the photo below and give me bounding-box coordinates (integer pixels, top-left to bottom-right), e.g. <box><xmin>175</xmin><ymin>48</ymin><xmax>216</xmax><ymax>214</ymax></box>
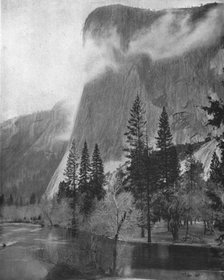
<box><xmin>0</xmin><ymin>223</ymin><xmax>224</xmax><ymax>280</ymax></box>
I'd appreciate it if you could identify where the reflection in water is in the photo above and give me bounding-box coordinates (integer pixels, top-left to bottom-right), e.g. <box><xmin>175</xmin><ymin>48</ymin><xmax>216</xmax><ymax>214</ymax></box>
<box><xmin>0</xmin><ymin>246</ymin><xmax>49</xmax><ymax>280</ymax></box>
<box><xmin>44</xmin><ymin>263</ymin><xmax>85</xmax><ymax>280</ymax></box>
<box><xmin>0</xmin><ymin>223</ymin><xmax>224</xmax><ymax>280</ymax></box>
<box><xmin>131</xmin><ymin>242</ymin><xmax>224</xmax><ymax>270</ymax></box>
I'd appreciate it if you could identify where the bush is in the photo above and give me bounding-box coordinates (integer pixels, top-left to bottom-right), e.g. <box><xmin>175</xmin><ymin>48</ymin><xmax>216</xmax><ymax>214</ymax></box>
<box><xmin>82</xmin><ymin>191</ymin><xmax>140</xmax><ymax>239</ymax></box>
<box><xmin>40</xmin><ymin>197</ymin><xmax>73</xmax><ymax>227</ymax></box>
<box><xmin>1</xmin><ymin>205</ymin><xmax>41</xmax><ymax>222</ymax></box>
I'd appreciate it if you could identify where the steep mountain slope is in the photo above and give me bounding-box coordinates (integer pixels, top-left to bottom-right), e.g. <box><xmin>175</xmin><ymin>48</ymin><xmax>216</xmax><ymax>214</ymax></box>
<box><xmin>73</xmin><ymin>3</ymin><xmax>224</xmax><ymax>162</ymax></box>
<box><xmin>45</xmin><ymin>3</ymin><xmax>224</xmax><ymax>198</ymax></box>
<box><xmin>1</xmin><ymin>4</ymin><xmax>224</xmax><ymax>199</ymax></box>
<box><xmin>0</xmin><ymin>101</ymin><xmax>70</xmax><ymax>202</ymax></box>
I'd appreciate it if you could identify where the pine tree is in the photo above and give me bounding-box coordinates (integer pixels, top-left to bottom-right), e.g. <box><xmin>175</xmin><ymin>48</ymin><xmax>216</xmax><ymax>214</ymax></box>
<box><xmin>64</xmin><ymin>139</ymin><xmax>79</xmax><ymax>194</ymax></box>
<box><xmin>209</xmin><ymin>152</ymin><xmax>221</xmax><ymax>184</ymax></box>
<box><xmin>155</xmin><ymin>107</ymin><xmax>179</xmax><ymax>231</ymax></box>
<box><xmin>125</xmin><ymin>95</ymin><xmax>146</xmax><ymax>154</ymax></box>
<box><xmin>57</xmin><ymin>180</ymin><xmax>70</xmax><ymax>202</ymax></box>
<box><xmin>124</xmin><ymin>94</ymin><xmax>147</xmax><ymax>237</ymax></box>
<box><xmin>156</xmin><ymin>107</ymin><xmax>179</xmax><ymax>193</ymax></box>
<box><xmin>78</xmin><ymin>141</ymin><xmax>92</xmax><ymax>215</ymax></box>
<box><xmin>90</xmin><ymin>144</ymin><xmax>105</xmax><ymax>200</ymax></box>
<box><xmin>30</xmin><ymin>193</ymin><xmax>36</xmax><ymax>204</ymax></box>
<box><xmin>124</xmin><ymin>94</ymin><xmax>147</xmax><ymax>195</ymax></box>
<box><xmin>79</xmin><ymin>141</ymin><xmax>91</xmax><ymax>193</ymax></box>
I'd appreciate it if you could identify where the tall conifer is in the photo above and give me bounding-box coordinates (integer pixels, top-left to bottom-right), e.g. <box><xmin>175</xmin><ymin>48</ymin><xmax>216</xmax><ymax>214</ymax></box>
<box><xmin>90</xmin><ymin>144</ymin><xmax>105</xmax><ymax>200</ymax></box>
<box><xmin>78</xmin><ymin>141</ymin><xmax>92</xmax><ymax>215</ymax></box>
<box><xmin>156</xmin><ymin>107</ymin><xmax>179</xmax><ymax>192</ymax></box>
<box><xmin>79</xmin><ymin>141</ymin><xmax>91</xmax><ymax>193</ymax></box>
<box><xmin>124</xmin><ymin>94</ymin><xmax>147</xmax><ymax>237</ymax></box>
<box><xmin>209</xmin><ymin>152</ymin><xmax>221</xmax><ymax>184</ymax></box>
<box><xmin>124</xmin><ymin>95</ymin><xmax>147</xmax><ymax>194</ymax></box>
<box><xmin>64</xmin><ymin>139</ymin><xmax>79</xmax><ymax>191</ymax></box>
<box><xmin>155</xmin><ymin>107</ymin><xmax>179</xmax><ymax>230</ymax></box>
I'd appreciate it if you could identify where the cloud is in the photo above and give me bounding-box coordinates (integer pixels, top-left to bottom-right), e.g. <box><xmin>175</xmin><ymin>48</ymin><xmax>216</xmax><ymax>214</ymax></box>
<box><xmin>83</xmin><ymin>29</ymin><xmax>122</xmax><ymax>83</ymax></box>
<box><xmin>56</xmin><ymin>4</ymin><xmax>223</xmax><ymax>142</ymax></box>
<box><xmin>2</xmin><ymin>0</ymin><xmax>223</xmax><ymax>124</ymax></box>
<box><xmin>83</xmin><ymin>5</ymin><xmax>224</xmax><ymax>72</ymax></box>
<box><xmin>54</xmin><ymin>29</ymin><xmax>123</xmax><ymax>141</ymax></box>
<box><xmin>129</xmin><ymin>6</ymin><xmax>224</xmax><ymax>60</ymax></box>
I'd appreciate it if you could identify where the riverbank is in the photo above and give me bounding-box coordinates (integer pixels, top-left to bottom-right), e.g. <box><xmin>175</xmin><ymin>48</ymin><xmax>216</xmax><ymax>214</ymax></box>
<box><xmin>101</xmin><ymin>269</ymin><xmax>224</xmax><ymax>280</ymax></box>
<box><xmin>0</xmin><ymin>219</ymin><xmax>43</xmax><ymax>225</ymax></box>
<box><xmin>1</xmin><ymin>219</ymin><xmax>222</xmax><ymax>249</ymax></box>
<box><xmin>1</xmin><ymin>223</ymin><xmax>224</xmax><ymax>280</ymax></box>
<box><xmin>122</xmin><ymin>221</ymin><xmax>223</xmax><ymax>248</ymax></box>
<box><xmin>2</xmin><ymin>204</ymin><xmax>221</xmax><ymax>249</ymax></box>
<box><xmin>0</xmin><ymin>204</ymin><xmax>42</xmax><ymax>223</ymax></box>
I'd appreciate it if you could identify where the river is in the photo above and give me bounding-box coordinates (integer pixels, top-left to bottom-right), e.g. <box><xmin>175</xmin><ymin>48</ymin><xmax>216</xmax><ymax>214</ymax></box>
<box><xmin>0</xmin><ymin>223</ymin><xmax>224</xmax><ymax>280</ymax></box>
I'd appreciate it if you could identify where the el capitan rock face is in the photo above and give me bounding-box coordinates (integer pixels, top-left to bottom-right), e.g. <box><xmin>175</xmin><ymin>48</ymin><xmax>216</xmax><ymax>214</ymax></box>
<box><xmin>72</xmin><ymin>4</ymin><xmax>224</xmax><ymax>162</ymax></box>
<box><xmin>1</xmin><ymin>4</ymin><xmax>224</xmax><ymax>199</ymax></box>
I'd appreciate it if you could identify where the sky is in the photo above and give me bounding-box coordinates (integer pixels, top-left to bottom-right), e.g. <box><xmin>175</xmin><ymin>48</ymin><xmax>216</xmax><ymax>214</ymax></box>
<box><xmin>1</xmin><ymin>0</ymin><xmax>223</xmax><ymax>122</ymax></box>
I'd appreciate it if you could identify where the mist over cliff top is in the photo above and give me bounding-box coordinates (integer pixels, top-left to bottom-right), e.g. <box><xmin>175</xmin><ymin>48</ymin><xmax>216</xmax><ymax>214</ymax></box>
<box><xmin>78</xmin><ymin>3</ymin><xmax>224</xmax><ymax>103</ymax></box>
<box><xmin>83</xmin><ymin>3</ymin><xmax>224</xmax><ymax>61</ymax></box>
<box><xmin>84</xmin><ymin>3</ymin><xmax>223</xmax><ymax>43</ymax></box>
<box><xmin>71</xmin><ymin>2</ymin><xmax>224</xmax><ymax>161</ymax></box>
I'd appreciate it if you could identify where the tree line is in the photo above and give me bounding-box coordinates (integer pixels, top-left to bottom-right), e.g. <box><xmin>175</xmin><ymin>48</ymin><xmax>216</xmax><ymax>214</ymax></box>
<box><xmin>1</xmin><ymin>91</ymin><xmax>222</xmax><ymax>245</ymax></box>
<box><xmin>57</xmin><ymin>140</ymin><xmax>106</xmax><ymax>225</ymax></box>
<box><xmin>123</xmin><ymin>93</ymin><xmax>224</xmax><ymax>242</ymax></box>
<box><xmin>123</xmin><ymin>94</ymin><xmax>180</xmax><ymax>241</ymax></box>
<box><xmin>56</xmin><ymin>93</ymin><xmax>224</xmax><ymax>243</ymax></box>
<box><xmin>0</xmin><ymin>192</ymin><xmax>38</xmax><ymax>208</ymax></box>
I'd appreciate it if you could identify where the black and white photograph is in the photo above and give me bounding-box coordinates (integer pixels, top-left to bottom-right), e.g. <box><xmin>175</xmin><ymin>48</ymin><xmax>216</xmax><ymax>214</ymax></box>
<box><xmin>1</xmin><ymin>0</ymin><xmax>224</xmax><ymax>279</ymax></box>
